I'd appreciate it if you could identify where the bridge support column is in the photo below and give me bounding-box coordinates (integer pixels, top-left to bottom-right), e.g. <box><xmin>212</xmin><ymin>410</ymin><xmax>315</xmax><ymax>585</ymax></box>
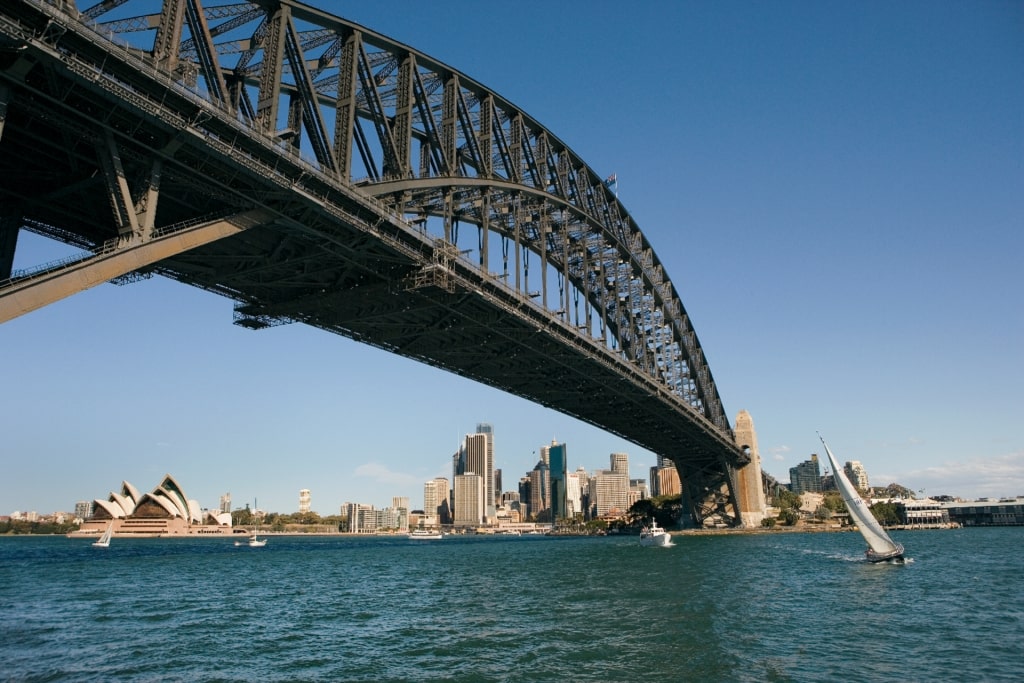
<box><xmin>733</xmin><ymin>410</ymin><xmax>768</xmax><ymax>528</ymax></box>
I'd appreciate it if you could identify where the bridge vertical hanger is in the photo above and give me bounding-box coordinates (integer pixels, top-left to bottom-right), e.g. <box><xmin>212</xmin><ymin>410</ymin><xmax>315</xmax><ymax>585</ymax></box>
<box><xmin>441</xmin><ymin>74</ymin><xmax>458</xmax><ymax>176</ymax></box>
<box><xmin>392</xmin><ymin>54</ymin><xmax>414</xmax><ymax>179</ymax></box>
<box><xmin>255</xmin><ymin>4</ymin><xmax>287</xmax><ymax>135</ymax></box>
<box><xmin>333</xmin><ymin>31</ymin><xmax>359</xmax><ymax>180</ymax></box>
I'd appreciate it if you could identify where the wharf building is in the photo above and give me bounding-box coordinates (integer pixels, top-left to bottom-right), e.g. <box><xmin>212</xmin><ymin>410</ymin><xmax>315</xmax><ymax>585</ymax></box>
<box><xmin>70</xmin><ymin>474</ymin><xmax>237</xmax><ymax>538</ymax></box>
<box><xmin>941</xmin><ymin>498</ymin><xmax>1024</xmax><ymax>526</ymax></box>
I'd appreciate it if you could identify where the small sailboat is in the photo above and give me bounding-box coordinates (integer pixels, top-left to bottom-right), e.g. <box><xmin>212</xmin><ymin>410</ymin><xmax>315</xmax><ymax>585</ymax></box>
<box><xmin>92</xmin><ymin>522</ymin><xmax>113</xmax><ymax>548</ymax></box>
<box><xmin>819</xmin><ymin>434</ymin><xmax>904</xmax><ymax>563</ymax></box>
<box><xmin>248</xmin><ymin>499</ymin><xmax>267</xmax><ymax>547</ymax></box>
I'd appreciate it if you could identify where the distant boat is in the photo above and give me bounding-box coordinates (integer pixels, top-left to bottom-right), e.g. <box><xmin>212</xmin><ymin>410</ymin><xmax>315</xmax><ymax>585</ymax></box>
<box><xmin>92</xmin><ymin>522</ymin><xmax>113</xmax><ymax>548</ymax></box>
<box><xmin>408</xmin><ymin>528</ymin><xmax>443</xmax><ymax>540</ymax></box>
<box><xmin>248</xmin><ymin>499</ymin><xmax>267</xmax><ymax>547</ymax></box>
<box><xmin>819</xmin><ymin>434</ymin><xmax>904</xmax><ymax>563</ymax></box>
<box><xmin>639</xmin><ymin>520</ymin><xmax>672</xmax><ymax>547</ymax></box>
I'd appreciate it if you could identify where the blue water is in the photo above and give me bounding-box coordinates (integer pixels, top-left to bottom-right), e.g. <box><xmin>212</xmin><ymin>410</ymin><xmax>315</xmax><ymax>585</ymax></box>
<box><xmin>1</xmin><ymin>528</ymin><xmax>1020</xmax><ymax>682</ymax></box>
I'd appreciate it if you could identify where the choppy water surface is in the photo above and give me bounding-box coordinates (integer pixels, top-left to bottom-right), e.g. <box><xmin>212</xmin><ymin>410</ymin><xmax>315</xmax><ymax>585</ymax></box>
<box><xmin>1</xmin><ymin>528</ymin><xmax>1021</xmax><ymax>681</ymax></box>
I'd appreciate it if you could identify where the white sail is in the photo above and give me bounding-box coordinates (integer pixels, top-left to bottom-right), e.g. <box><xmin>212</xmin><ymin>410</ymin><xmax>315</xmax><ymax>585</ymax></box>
<box><xmin>819</xmin><ymin>435</ymin><xmax>902</xmax><ymax>558</ymax></box>
<box><xmin>92</xmin><ymin>522</ymin><xmax>113</xmax><ymax>548</ymax></box>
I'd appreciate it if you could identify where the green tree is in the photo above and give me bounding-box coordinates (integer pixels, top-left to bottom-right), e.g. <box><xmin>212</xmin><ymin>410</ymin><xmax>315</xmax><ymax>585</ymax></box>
<box><xmin>780</xmin><ymin>508</ymin><xmax>800</xmax><ymax>526</ymax></box>
<box><xmin>869</xmin><ymin>501</ymin><xmax>900</xmax><ymax>526</ymax></box>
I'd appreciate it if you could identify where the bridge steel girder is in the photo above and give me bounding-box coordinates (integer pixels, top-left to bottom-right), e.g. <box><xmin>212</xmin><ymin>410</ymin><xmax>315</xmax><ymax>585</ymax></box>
<box><xmin>0</xmin><ymin>0</ymin><xmax>745</xmax><ymax>526</ymax></box>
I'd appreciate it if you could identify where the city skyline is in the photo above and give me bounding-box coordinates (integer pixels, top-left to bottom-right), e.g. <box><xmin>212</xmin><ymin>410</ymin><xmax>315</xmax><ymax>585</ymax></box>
<box><xmin>2</xmin><ymin>1</ymin><xmax>1021</xmax><ymax>514</ymax></box>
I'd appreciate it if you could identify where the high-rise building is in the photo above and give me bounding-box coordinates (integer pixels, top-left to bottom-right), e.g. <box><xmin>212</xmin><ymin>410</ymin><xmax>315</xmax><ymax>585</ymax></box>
<box><xmin>423</xmin><ymin>477</ymin><xmax>450</xmax><ymax>525</ymax></box>
<box><xmin>299</xmin><ymin>489</ymin><xmax>311</xmax><ymax>514</ymax></box>
<box><xmin>219</xmin><ymin>493</ymin><xmax>231</xmax><ymax>514</ymax></box>
<box><xmin>845</xmin><ymin>461</ymin><xmax>869</xmax><ymax>491</ymax></box>
<box><xmin>650</xmin><ymin>464</ymin><xmax>681</xmax><ymax>497</ymax></box>
<box><xmin>573</xmin><ymin>466</ymin><xmax>591</xmax><ymax>519</ymax></box>
<box><xmin>790</xmin><ymin>455</ymin><xmax>822</xmax><ymax>494</ymax></box>
<box><xmin>548</xmin><ymin>441</ymin><xmax>568</xmax><ymax>521</ymax></box>
<box><xmin>529</xmin><ymin>459</ymin><xmax>550</xmax><ymax>521</ymax></box>
<box><xmin>454</xmin><ymin>473</ymin><xmax>485</xmax><ymax>527</ymax></box>
<box><xmin>733</xmin><ymin>409</ymin><xmax>767</xmax><ymax>527</ymax></box>
<box><xmin>476</xmin><ymin>423</ymin><xmax>495</xmax><ymax>515</ymax></box>
<box><xmin>591</xmin><ymin>469</ymin><xmax>629</xmax><ymax>517</ymax></box>
<box><xmin>74</xmin><ymin>500</ymin><xmax>93</xmax><ymax>520</ymax></box>
<box><xmin>610</xmin><ymin>452</ymin><xmax>629</xmax><ymax>476</ymax></box>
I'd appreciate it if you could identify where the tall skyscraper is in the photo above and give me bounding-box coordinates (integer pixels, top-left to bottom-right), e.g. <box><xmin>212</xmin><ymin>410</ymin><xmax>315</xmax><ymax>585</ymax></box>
<box><xmin>610</xmin><ymin>452</ymin><xmax>629</xmax><ymax>476</ymax></box>
<box><xmin>299</xmin><ymin>489</ymin><xmax>311</xmax><ymax>514</ymax></box>
<box><xmin>476</xmin><ymin>423</ymin><xmax>495</xmax><ymax>514</ymax></box>
<box><xmin>548</xmin><ymin>440</ymin><xmax>568</xmax><ymax>521</ymax></box>
<box><xmin>454</xmin><ymin>473</ymin><xmax>484</xmax><ymax>527</ymax></box>
<box><xmin>219</xmin><ymin>493</ymin><xmax>231</xmax><ymax>514</ymax></box>
<box><xmin>529</xmin><ymin>459</ymin><xmax>550</xmax><ymax>521</ymax></box>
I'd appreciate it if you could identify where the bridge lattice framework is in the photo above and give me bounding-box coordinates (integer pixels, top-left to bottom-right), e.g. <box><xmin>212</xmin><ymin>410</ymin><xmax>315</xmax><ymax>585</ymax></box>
<box><xmin>0</xmin><ymin>0</ymin><xmax>749</xmax><ymax>525</ymax></box>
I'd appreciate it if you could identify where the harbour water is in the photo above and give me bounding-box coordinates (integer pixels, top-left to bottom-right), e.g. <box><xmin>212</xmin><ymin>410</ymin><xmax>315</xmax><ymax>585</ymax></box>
<box><xmin>1</xmin><ymin>527</ymin><xmax>1020</xmax><ymax>682</ymax></box>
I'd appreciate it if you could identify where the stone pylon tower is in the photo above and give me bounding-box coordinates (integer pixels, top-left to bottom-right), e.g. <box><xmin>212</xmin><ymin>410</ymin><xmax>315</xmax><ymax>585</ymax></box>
<box><xmin>733</xmin><ymin>410</ymin><xmax>767</xmax><ymax>527</ymax></box>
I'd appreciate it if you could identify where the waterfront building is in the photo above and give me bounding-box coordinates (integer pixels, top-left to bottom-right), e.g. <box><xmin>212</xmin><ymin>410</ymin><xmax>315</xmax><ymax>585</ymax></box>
<box><xmin>895</xmin><ymin>498</ymin><xmax>950</xmax><ymax>526</ymax></box>
<box><xmin>342</xmin><ymin>502</ymin><xmax>375</xmax><ymax>533</ymax></box>
<box><xmin>299</xmin><ymin>489</ymin><xmax>311</xmax><ymax>514</ymax></box>
<box><xmin>548</xmin><ymin>441</ymin><xmax>568</xmax><ymax>521</ymax></box>
<box><xmin>942</xmin><ymin>498</ymin><xmax>1024</xmax><ymax>526</ymax></box>
<box><xmin>454</xmin><ymin>473</ymin><xmax>485</xmax><ymax>527</ymax></box>
<box><xmin>71</xmin><ymin>474</ymin><xmax>236</xmax><ymax>538</ymax></box>
<box><xmin>790</xmin><ymin>455</ymin><xmax>822</xmax><ymax>494</ymax></box>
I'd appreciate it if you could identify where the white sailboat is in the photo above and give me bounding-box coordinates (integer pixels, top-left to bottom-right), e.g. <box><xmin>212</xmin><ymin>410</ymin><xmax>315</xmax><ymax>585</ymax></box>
<box><xmin>92</xmin><ymin>522</ymin><xmax>113</xmax><ymax>548</ymax></box>
<box><xmin>819</xmin><ymin>434</ymin><xmax>904</xmax><ymax>563</ymax></box>
<box><xmin>248</xmin><ymin>499</ymin><xmax>267</xmax><ymax>547</ymax></box>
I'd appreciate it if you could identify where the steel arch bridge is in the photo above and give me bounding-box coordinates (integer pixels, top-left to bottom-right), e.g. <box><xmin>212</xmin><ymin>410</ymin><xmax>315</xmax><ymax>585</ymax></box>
<box><xmin>0</xmin><ymin>0</ymin><xmax>749</xmax><ymax>526</ymax></box>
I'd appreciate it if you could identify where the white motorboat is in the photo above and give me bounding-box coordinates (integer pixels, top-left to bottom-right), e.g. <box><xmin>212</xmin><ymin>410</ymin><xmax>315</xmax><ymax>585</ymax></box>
<box><xmin>639</xmin><ymin>521</ymin><xmax>672</xmax><ymax>547</ymax></box>
<box><xmin>408</xmin><ymin>528</ymin><xmax>443</xmax><ymax>540</ymax></box>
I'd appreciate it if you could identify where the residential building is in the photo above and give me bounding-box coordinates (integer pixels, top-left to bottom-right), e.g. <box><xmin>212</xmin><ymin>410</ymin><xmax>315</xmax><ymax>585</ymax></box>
<box><xmin>790</xmin><ymin>455</ymin><xmax>822</xmax><ymax>494</ymax></box>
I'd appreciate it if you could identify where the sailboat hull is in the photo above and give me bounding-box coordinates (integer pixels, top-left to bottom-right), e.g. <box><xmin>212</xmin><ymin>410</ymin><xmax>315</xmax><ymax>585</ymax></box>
<box><xmin>866</xmin><ymin>543</ymin><xmax>905</xmax><ymax>563</ymax></box>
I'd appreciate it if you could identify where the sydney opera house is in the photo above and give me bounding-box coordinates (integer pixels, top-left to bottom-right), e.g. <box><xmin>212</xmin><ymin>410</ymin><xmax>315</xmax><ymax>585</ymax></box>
<box><xmin>70</xmin><ymin>474</ymin><xmax>244</xmax><ymax>538</ymax></box>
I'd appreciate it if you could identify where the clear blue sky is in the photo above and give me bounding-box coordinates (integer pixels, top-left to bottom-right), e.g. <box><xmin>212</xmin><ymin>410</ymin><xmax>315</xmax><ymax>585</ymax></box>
<box><xmin>3</xmin><ymin>1</ymin><xmax>1021</xmax><ymax>515</ymax></box>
